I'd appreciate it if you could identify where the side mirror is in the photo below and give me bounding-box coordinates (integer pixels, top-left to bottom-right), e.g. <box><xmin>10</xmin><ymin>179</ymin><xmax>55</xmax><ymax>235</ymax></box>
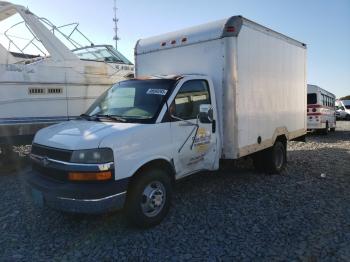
<box><xmin>199</xmin><ymin>104</ymin><xmax>213</xmax><ymax>123</ymax></box>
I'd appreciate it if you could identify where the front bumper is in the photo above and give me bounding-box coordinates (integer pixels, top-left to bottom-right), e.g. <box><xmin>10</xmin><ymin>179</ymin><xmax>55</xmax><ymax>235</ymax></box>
<box><xmin>307</xmin><ymin>121</ymin><xmax>324</xmax><ymax>130</ymax></box>
<box><xmin>26</xmin><ymin>170</ymin><xmax>129</xmax><ymax>214</ymax></box>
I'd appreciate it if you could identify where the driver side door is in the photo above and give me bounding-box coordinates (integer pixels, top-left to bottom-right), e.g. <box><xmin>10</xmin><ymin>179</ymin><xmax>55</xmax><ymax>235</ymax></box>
<box><xmin>169</xmin><ymin>79</ymin><xmax>218</xmax><ymax>178</ymax></box>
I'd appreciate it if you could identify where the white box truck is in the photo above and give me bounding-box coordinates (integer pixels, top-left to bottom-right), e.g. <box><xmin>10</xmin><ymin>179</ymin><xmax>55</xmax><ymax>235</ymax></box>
<box><xmin>26</xmin><ymin>16</ymin><xmax>307</xmax><ymax>227</ymax></box>
<box><xmin>336</xmin><ymin>100</ymin><xmax>350</xmax><ymax>120</ymax></box>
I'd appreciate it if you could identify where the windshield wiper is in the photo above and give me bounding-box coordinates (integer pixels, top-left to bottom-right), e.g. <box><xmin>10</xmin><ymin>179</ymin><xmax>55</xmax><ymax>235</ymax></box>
<box><xmin>96</xmin><ymin>114</ymin><xmax>127</xmax><ymax>122</ymax></box>
<box><xmin>79</xmin><ymin>114</ymin><xmax>99</xmax><ymax>121</ymax></box>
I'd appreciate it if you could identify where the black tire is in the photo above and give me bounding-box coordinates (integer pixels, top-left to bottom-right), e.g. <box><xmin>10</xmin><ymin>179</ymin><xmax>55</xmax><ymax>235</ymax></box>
<box><xmin>330</xmin><ymin>127</ymin><xmax>336</xmax><ymax>132</ymax></box>
<box><xmin>262</xmin><ymin>141</ymin><xmax>287</xmax><ymax>174</ymax></box>
<box><xmin>125</xmin><ymin>167</ymin><xmax>172</xmax><ymax>228</ymax></box>
<box><xmin>346</xmin><ymin>115</ymin><xmax>350</xmax><ymax>121</ymax></box>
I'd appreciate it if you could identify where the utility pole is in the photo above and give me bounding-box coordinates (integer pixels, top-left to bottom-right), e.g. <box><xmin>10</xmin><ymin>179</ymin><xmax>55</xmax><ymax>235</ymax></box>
<box><xmin>113</xmin><ymin>0</ymin><xmax>120</xmax><ymax>50</ymax></box>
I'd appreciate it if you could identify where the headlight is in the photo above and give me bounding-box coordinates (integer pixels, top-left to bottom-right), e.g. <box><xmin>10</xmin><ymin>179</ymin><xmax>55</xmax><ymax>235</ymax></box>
<box><xmin>70</xmin><ymin>148</ymin><xmax>114</xmax><ymax>164</ymax></box>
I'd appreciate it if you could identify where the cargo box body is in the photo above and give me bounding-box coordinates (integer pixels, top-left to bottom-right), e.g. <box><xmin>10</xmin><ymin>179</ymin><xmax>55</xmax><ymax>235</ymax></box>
<box><xmin>135</xmin><ymin>16</ymin><xmax>307</xmax><ymax>159</ymax></box>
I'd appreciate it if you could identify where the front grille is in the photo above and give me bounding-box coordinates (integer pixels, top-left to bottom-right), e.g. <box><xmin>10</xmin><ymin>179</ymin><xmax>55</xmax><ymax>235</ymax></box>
<box><xmin>33</xmin><ymin>163</ymin><xmax>68</xmax><ymax>182</ymax></box>
<box><xmin>31</xmin><ymin>144</ymin><xmax>72</xmax><ymax>162</ymax></box>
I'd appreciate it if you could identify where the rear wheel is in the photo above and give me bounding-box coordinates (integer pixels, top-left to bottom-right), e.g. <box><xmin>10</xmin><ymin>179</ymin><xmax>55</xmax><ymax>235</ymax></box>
<box><xmin>255</xmin><ymin>141</ymin><xmax>287</xmax><ymax>174</ymax></box>
<box><xmin>125</xmin><ymin>168</ymin><xmax>172</xmax><ymax>228</ymax></box>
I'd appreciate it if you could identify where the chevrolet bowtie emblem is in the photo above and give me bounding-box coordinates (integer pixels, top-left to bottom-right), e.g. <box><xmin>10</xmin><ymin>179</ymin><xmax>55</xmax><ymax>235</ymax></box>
<box><xmin>41</xmin><ymin>157</ymin><xmax>49</xmax><ymax>167</ymax></box>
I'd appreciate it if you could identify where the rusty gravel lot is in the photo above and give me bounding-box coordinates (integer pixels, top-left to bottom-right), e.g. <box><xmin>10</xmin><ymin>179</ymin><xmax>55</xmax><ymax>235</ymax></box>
<box><xmin>0</xmin><ymin>122</ymin><xmax>349</xmax><ymax>261</ymax></box>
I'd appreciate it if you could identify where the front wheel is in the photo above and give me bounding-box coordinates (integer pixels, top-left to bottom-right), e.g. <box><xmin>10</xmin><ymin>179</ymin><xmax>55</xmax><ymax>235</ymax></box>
<box><xmin>125</xmin><ymin>168</ymin><xmax>173</xmax><ymax>228</ymax></box>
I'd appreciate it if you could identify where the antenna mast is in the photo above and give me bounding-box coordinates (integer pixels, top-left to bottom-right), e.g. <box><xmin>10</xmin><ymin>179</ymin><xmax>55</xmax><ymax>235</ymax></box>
<box><xmin>113</xmin><ymin>0</ymin><xmax>120</xmax><ymax>50</ymax></box>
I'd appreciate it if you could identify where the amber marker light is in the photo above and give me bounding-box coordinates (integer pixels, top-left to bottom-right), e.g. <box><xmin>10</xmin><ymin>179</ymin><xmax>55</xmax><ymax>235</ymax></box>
<box><xmin>68</xmin><ymin>171</ymin><xmax>112</xmax><ymax>181</ymax></box>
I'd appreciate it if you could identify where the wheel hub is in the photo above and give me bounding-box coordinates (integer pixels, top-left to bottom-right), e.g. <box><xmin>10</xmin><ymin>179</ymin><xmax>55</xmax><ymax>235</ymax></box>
<box><xmin>141</xmin><ymin>181</ymin><xmax>166</xmax><ymax>217</ymax></box>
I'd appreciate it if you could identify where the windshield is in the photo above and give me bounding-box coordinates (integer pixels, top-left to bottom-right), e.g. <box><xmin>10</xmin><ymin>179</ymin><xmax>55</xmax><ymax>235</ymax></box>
<box><xmin>85</xmin><ymin>79</ymin><xmax>176</xmax><ymax>123</ymax></box>
<box><xmin>307</xmin><ymin>93</ymin><xmax>317</xmax><ymax>104</ymax></box>
<box><xmin>72</xmin><ymin>45</ymin><xmax>132</xmax><ymax>64</ymax></box>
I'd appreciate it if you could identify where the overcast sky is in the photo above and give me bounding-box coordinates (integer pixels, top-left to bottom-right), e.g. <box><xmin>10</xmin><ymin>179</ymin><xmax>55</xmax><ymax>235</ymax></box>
<box><xmin>2</xmin><ymin>0</ymin><xmax>350</xmax><ymax>97</ymax></box>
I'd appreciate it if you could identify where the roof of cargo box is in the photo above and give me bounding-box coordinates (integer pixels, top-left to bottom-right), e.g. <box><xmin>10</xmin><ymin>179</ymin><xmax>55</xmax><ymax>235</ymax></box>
<box><xmin>135</xmin><ymin>16</ymin><xmax>306</xmax><ymax>55</ymax></box>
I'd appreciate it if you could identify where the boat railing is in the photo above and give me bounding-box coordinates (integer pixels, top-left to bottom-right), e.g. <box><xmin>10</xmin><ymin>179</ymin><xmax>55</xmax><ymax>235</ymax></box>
<box><xmin>4</xmin><ymin>13</ymin><xmax>98</xmax><ymax>61</ymax></box>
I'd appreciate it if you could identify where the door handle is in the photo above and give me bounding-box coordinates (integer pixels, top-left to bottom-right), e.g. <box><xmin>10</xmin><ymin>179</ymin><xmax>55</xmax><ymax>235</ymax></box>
<box><xmin>212</xmin><ymin>120</ymin><xmax>216</xmax><ymax>133</ymax></box>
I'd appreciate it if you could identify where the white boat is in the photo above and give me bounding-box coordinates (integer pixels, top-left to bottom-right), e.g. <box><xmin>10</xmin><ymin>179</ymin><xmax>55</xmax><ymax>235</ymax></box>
<box><xmin>0</xmin><ymin>1</ymin><xmax>134</xmax><ymax>148</ymax></box>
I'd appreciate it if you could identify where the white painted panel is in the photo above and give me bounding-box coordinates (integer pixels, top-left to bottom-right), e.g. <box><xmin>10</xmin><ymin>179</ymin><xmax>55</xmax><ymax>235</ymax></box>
<box><xmin>236</xmin><ymin>25</ymin><xmax>307</xmax><ymax>149</ymax></box>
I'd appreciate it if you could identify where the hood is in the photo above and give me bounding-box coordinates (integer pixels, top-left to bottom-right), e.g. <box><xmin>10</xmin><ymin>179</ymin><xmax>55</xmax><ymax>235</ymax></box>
<box><xmin>33</xmin><ymin>120</ymin><xmax>141</xmax><ymax>150</ymax></box>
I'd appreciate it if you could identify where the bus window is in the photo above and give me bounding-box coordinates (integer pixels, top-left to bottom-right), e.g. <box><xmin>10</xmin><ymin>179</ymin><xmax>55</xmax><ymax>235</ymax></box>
<box><xmin>307</xmin><ymin>93</ymin><xmax>317</xmax><ymax>104</ymax></box>
<box><xmin>322</xmin><ymin>95</ymin><xmax>326</xmax><ymax>106</ymax></box>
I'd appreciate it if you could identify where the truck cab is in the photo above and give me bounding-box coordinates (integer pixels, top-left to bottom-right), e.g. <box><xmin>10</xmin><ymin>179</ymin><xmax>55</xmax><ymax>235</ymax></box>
<box><xmin>27</xmin><ymin>75</ymin><xmax>220</xmax><ymax>227</ymax></box>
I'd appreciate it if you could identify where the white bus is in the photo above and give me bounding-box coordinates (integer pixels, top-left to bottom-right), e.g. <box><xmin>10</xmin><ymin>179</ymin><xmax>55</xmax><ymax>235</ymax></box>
<box><xmin>307</xmin><ymin>85</ymin><xmax>336</xmax><ymax>134</ymax></box>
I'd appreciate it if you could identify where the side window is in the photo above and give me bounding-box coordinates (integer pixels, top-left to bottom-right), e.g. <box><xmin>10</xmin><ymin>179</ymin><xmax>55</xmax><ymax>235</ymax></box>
<box><xmin>322</xmin><ymin>94</ymin><xmax>325</xmax><ymax>106</ymax></box>
<box><xmin>173</xmin><ymin>80</ymin><xmax>211</xmax><ymax>120</ymax></box>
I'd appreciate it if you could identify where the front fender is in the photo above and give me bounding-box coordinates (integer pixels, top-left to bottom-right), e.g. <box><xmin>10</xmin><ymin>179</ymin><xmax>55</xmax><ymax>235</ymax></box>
<box><xmin>125</xmin><ymin>155</ymin><xmax>174</xmax><ymax>179</ymax></box>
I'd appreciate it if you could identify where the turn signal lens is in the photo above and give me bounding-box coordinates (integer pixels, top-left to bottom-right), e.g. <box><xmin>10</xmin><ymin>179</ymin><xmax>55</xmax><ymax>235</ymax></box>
<box><xmin>68</xmin><ymin>171</ymin><xmax>112</xmax><ymax>181</ymax></box>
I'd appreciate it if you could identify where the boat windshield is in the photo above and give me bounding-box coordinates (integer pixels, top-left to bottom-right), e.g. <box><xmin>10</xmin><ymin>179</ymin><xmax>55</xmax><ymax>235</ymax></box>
<box><xmin>85</xmin><ymin>79</ymin><xmax>176</xmax><ymax>123</ymax></box>
<box><xmin>72</xmin><ymin>45</ymin><xmax>132</xmax><ymax>64</ymax></box>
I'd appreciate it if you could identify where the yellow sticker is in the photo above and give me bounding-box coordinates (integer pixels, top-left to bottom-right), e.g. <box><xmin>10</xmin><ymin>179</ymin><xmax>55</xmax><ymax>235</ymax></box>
<box><xmin>193</xmin><ymin>128</ymin><xmax>211</xmax><ymax>153</ymax></box>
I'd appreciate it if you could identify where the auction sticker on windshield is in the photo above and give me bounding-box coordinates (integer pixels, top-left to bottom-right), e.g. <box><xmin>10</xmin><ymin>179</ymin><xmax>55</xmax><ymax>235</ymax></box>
<box><xmin>146</xmin><ymin>89</ymin><xmax>168</xmax><ymax>95</ymax></box>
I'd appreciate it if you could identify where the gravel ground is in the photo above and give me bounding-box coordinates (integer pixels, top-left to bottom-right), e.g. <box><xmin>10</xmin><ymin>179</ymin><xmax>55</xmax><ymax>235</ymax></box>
<box><xmin>0</xmin><ymin>122</ymin><xmax>349</xmax><ymax>261</ymax></box>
